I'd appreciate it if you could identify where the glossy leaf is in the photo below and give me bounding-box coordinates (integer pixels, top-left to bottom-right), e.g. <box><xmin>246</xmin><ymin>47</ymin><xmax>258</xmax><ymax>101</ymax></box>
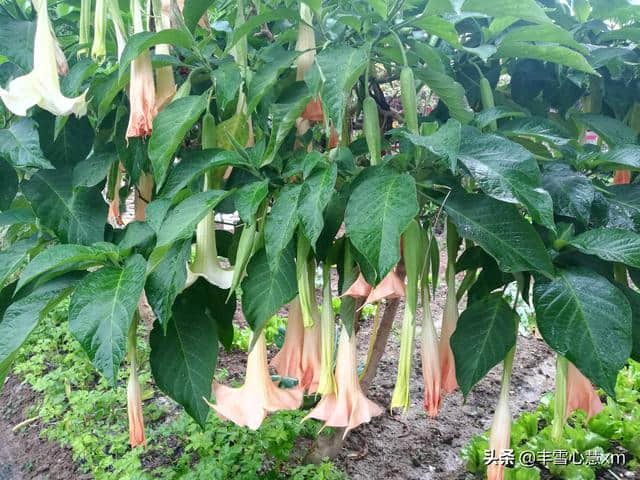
<box><xmin>497</xmin><ymin>42</ymin><xmax>597</xmax><ymax>75</ymax></box>
<box><xmin>247</xmin><ymin>46</ymin><xmax>298</xmax><ymax>114</ymax></box>
<box><xmin>265</xmin><ymin>184</ymin><xmax>302</xmax><ymax>268</ymax></box>
<box><xmin>462</xmin><ymin>0</ymin><xmax>551</xmax><ymax>24</ymax></box>
<box><xmin>575</xmin><ymin>114</ymin><xmax>637</xmax><ymax>146</ymax></box>
<box><xmin>542</xmin><ymin>164</ymin><xmax>595</xmax><ymax>226</ymax></box>
<box><xmin>119</xmin><ymin>30</ymin><xmax>193</xmax><ymax>78</ymax></box>
<box><xmin>415</xmin><ymin>69</ymin><xmax>474</xmax><ymax>124</ymax></box>
<box><xmin>235</xmin><ymin>179</ymin><xmax>269</xmax><ymax>225</ymax></box>
<box><xmin>570</xmin><ymin>228</ymin><xmax>640</xmax><ymax>268</ymax></box>
<box><xmin>0</xmin><ymin>118</ymin><xmax>53</xmax><ymax>169</ymax></box>
<box><xmin>298</xmin><ymin>163</ymin><xmax>338</xmax><ymax>249</ymax></box>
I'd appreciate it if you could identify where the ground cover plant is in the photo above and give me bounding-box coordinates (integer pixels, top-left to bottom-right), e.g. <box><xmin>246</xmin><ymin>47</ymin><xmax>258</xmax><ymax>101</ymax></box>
<box><xmin>2</xmin><ymin>0</ymin><xmax>640</xmax><ymax>478</ymax></box>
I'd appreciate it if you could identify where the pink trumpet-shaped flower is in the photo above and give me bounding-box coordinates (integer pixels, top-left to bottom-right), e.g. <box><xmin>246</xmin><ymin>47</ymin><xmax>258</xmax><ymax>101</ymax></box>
<box><xmin>127</xmin><ymin>369</ymin><xmax>147</xmax><ymax>448</ymax></box>
<box><xmin>438</xmin><ymin>267</ymin><xmax>459</xmax><ymax>394</ymax></box>
<box><xmin>614</xmin><ymin>170</ymin><xmax>631</xmax><ymax>185</ymax></box>
<box><xmin>341</xmin><ymin>273</ymin><xmax>372</xmax><ymax>299</ymax></box>
<box><xmin>301</xmin><ymin>318</ymin><xmax>322</xmax><ymax>394</ymax></box>
<box><xmin>421</xmin><ymin>294</ymin><xmax>441</xmax><ymax>417</ymax></box>
<box><xmin>126</xmin><ymin>0</ymin><xmax>157</xmax><ymax>138</ymax></box>
<box><xmin>271</xmin><ymin>298</ymin><xmax>305</xmax><ymax>382</ymax></box>
<box><xmin>566</xmin><ymin>362</ymin><xmax>603</xmax><ymax>420</ymax></box>
<box><xmin>208</xmin><ymin>331</ymin><xmax>303</xmax><ymax>430</ymax></box>
<box><xmin>304</xmin><ymin>326</ymin><xmax>382</xmax><ymax>437</ymax></box>
<box><xmin>365</xmin><ymin>269</ymin><xmax>405</xmax><ymax>304</ymax></box>
<box><xmin>154</xmin><ymin>0</ymin><xmax>177</xmax><ymax>111</ymax></box>
<box><xmin>487</xmin><ymin>391</ymin><xmax>511</xmax><ymax>480</ymax></box>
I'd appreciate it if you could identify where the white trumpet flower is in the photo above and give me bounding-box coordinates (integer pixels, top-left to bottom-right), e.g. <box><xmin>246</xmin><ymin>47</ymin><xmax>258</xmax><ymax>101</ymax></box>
<box><xmin>0</xmin><ymin>0</ymin><xmax>87</xmax><ymax>117</ymax></box>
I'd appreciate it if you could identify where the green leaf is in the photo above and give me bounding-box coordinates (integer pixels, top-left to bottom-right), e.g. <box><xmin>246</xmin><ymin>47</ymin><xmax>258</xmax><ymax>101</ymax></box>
<box><xmin>444</xmin><ymin>190</ymin><xmax>554</xmax><ymax>276</ymax></box>
<box><xmin>461</xmin><ymin>0</ymin><xmax>551</xmax><ymax>24</ymax></box>
<box><xmin>183</xmin><ymin>0</ymin><xmax>212</xmax><ymax>32</ymax></box>
<box><xmin>594</xmin><ymin>145</ymin><xmax>640</xmax><ymax>171</ymax></box>
<box><xmin>0</xmin><ymin>207</ymin><xmax>35</xmax><ymax>227</ymax></box>
<box><xmin>345</xmin><ymin>170</ymin><xmax>419</xmax><ymax>282</ymax></box>
<box><xmin>227</xmin><ymin>8</ymin><xmax>298</xmax><ymax>52</ymax></box>
<box><xmin>37</xmin><ymin>114</ymin><xmax>95</xmax><ymax>170</ymax></box>
<box><xmin>574</xmin><ymin>114</ymin><xmax>637</xmax><ymax>146</ymax></box>
<box><xmin>570</xmin><ymin>228</ymin><xmax>640</xmax><ymax>268</ymax></box>
<box><xmin>265</xmin><ymin>184</ymin><xmax>302</xmax><ymax>268</ymax></box>
<box><xmin>618</xmin><ymin>285</ymin><xmax>640</xmax><ymax>362</ymax></box>
<box><xmin>398</xmin><ymin>118</ymin><xmax>461</xmax><ymax>171</ymax></box>
<box><xmin>0</xmin><ymin>14</ymin><xmax>35</xmax><ymax>72</ymax></box>
<box><xmin>500</xmin><ymin>24</ymin><xmax>588</xmax><ymax>55</ymax></box>
<box><xmin>149</xmin><ymin>95</ymin><xmax>208</xmax><ymax>189</ymax></box>
<box><xmin>145</xmin><ymin>240</ymin><xmax>190</xmax><ymax>329</ymax></box>
<box><xmin>298</xmin><ymin>163</ymin><xmax>338</xmax><ymax>249</ymax></box>
<box><xmin>542</xmin><ymin>163</ymin><xmax>595</xmax><ymax>226</ymax></box>
<box><xmin>457</xmin><ymin>133</ymin><xmax>555</xmax><ymax>231</ymax></box>
<box><xmin>0</xmin><ymin>118</ymin><xmax>53</xmax><ymax>169</ymax></box>
<box><xmin>118</xmin><ymin>222</ymin><xmax>156</xmax><ymax>253</ymax></box>
<box><xmin>155</xmin><ymin>190</ymin><xmax>232</xmax><ymax>251</ymax></box>
<box><xmin>497</xmin><ymin>42</ymin><xmax>597</xmax><ymax>75</ymax></box>
<box><xmin>69</xmin><ymin>255</ymin><xmax>147</xmax><ymax>385</ymax></box>
<box><xmin>119</xmin><ymin>30</ymin><xmax>193</xmax><ymax>78</ymax></box>
<box><xmin>412</xmin><ymin>16</ymin><xmax>461</xmax><ymax>48</ymax></box>
<box><xmin>241</xmin><ymin>246</ymin><xmax>297</xmax><ymax>336</ymax></box>
<box><xmin>263</xmin><ymin>83</ymin><xmax>313</xmax><ymax>167</ymax></box>
<box><xmin>247</xmin><ymin>46</ymin><xmax>298</xmax><ymax>114</ymax></box>
<box><xmin>0</xmin><ymin>274</ymin><xmax>79</xmax><ymax>387</ymax></box>
<box><xmin>212</xmin><ymin>59</ymin><xmax>241</xmax><ymax>113</ymax></box>
<box><xmin>414</xmin><ymin>69</ymin><xmax>474</xmax><ymax>124</ymax></box>
<box><xmin>365</xmin><ymin>0</ymin><xmax>387</xmax><ymax>18</ymax></box>
<box><xmin>533</xmin><ymin>267</ymin><xmax>632</xmax><ymax>397</ymax></box>
<box><xmin>150</xmin><ymin>279</ymin><xmax>235</xmax><ymax>427</ymax></box>
<box><xmin>72</xmin><ymin>150</ymin><xmax>118</xmax><ymax>188</ymax></box>
<box><xmin>500</xmin><ymin>117</ymin><xmax>571</xmax><ymax>145</ymax></box>
<box><xmin>22</xmin><ymin>170</ymin><xmax>106</xmax><ymax>245</ymax></box>
<box><xmin>0</xmin><ymin>238</ymin><xmax>33</xmax><ymax>287</ymax></box>
<box><xmin>235</xmin><ymin>179</ymin><xmax>269</xmax><ymax>225</ymax></box>
<box><xmin>315</xmin><ymin>46</ymin><xmax>369</xmax><ymax>134</ymax></box>
<box><xmin>450</xmin><ymin>293</ymin><xmax>518</xmax><ymax>396</ymax></box>
<box><xmin>604</xmin><ymin>185</ymin><xmax>640</xmax><ymax>232</ymax></box>
<box><xmin>17</xmin><ymin>244</ymin><xmax>117</xmax><ymax>292</ymax></box>
<box><xmin>474</xmin><ymin>107</ymin><xmax>526</xmax><ymax>129</ymax></box>
<box><xmin>158</xmin><ymin>149</ymin><xmax>248</xmax><ymax>199</ymax></box>
<box><xmin>0</xmin><ymin>158</ymin><xmax>17</xmax><ymax>210</ymax></box>
<box><xmin>90</xmin><ymin>70</ymin><xmax>129</xmax><ymax>124</ymax></box>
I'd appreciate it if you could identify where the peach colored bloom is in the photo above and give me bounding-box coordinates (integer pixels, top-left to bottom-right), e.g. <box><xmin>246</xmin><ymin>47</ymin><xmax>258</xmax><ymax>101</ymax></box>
<box><xmin>439</xmin><ymin>267</ymin><xmax>459</xmax><ymax>394</ymax></box>
<box><xmin>304</xmin><ymin>326</ymin><xmax>382</xmax><ymax>437</ymax></box>
<box><xmin>301</xmin><ymin>97</ymin><xmax>323</xmax><ymax>122</ymax></box>
<box><xmin>271</xmin><ymin>298</ymin><xmax>305</xmax><ymax>382</ymax></box>
<box><xmin>155</xmin><ymin>0</ymin><xmax>177</xmax><ymax>111</ymax></box>
<box><xmin>487</xmin><ymin>392</ymin><xmax>511</xmax><ymax>480</ymax></box>
<box><xmin>301</xmin><ymin>318</ymin><xmax>322</xmax><ymax>394</ymax></box>
<box><xmin>365</xmin><ymin>268</ymin><xmax>405</xmax><ymax>304</ymax></box>
<box><xmin>566</xmin><ymin>362</ymin><xmax>603</xmax><ymax>420</ymax></box>
<box><xmin>127</xmin><ymin>370</ymin><xmax>147</xmax><ymax>448</ymax></box>
<box><xmin>341</xmin><ymin>273</ymin><xmax>372</xmax><ymax>299</ymax></box>
<box><xmin>186</xmin><ymin>210</ymin><xmax>233</xmax><ymax>289</ymax></box>
<box><xmin>421</xmin><ymin>293</ymin><xmax>441</xmax><ymax>417</ymax></box>
<box><xmin>208</xmin><ymin>331</ymin><xmax>303</xmax><ymax>429</ymax></box>
<box><xmin>126</xmin><ymin>0</ymin><xmax>157</xmax><ymax>138</ymax></box>
<box><xmin>614</xmin><ymin>170</ymin><xmax>631</xmax><ymax>185</ymax></box>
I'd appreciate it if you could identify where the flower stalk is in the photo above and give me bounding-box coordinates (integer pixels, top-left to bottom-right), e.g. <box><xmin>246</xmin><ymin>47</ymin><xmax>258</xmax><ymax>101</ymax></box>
<box><xmin>552</xmin><ymin>355</ymin><xmax>569</xmax><ymax>442</ymax></box>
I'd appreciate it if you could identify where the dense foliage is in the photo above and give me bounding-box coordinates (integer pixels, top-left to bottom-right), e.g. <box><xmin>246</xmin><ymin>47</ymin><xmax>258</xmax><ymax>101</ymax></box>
<box><xmin>2</xmin><ymin>0</ymin><xmax>640</xmax><ymax>478</ymax></box>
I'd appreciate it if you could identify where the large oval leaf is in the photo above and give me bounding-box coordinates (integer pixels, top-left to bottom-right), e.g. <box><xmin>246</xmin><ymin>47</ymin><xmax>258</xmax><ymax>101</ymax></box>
<box><xmin>450</xmin><ymin>293</ymin><xmax>518</xmax><ymax>397</ymax></box>
<box><xmin>533</xmin><ymin>267</ymin><xmax>632</xmax><ymax>397</ymax></box>
<box><xmin>265</xmin><ymin>184</ymin><xmax>302</xmax><ymax>268</ymax></box>
<box><xmin>0</xmin><ymin>118</ymin><xmax>53</xmax><ymax>169</ymax></box>
<box><xmin>444</xmin><ymin>190</ymin><xmax>554</xmax><ymax>277</ymax></box>
<box><xmin>345</xmin><ymin>170</ymin><xmax>419</xmax><ymax>282</ymax></box>
<box><xmin>570</xmin><ymin>228</ymin><xmax>640</xmax><ymax>268</ymax></box>
<box><xmin>298</xmin><ymin>163</ymin><xmax>338</xmax><ymax>249</ymax></box>
<box><xmin>69</xmin><ymin>255</ymin><xmax>147</xmax><ymax>385</ymax></box>
<box><xmin>542</xmin><ymin>163</ymin><xmax>595</xmax><ymax>226</ymax></box>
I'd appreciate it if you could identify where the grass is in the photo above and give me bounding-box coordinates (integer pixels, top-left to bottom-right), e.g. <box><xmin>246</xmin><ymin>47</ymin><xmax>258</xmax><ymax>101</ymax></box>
<box><xmin>10</xmin><ymin>302</ymin><xmax>346</xmax><ymax>480</ymax></box>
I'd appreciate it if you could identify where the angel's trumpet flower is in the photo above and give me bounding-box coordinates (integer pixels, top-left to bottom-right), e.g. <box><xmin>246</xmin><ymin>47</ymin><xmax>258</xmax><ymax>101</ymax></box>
<box><xmin>566</xmin><ymin>361</ymin><xmax>602</xmax><ymax>420</ymax></box>
<box><xmin>391</xmin><ymin>220</ymin><xmax>422</xmax><ymax>412</ymax></box>
<box><xmin>127</xmin><ymin>319</ymin><xmax>146</xmax><ymax>447</ymax></box>
<box><xmin>365</xmin><ymin>268</ymin><xmax>405</xmax><ymax>305</ymax></box>
<box><xmin>91</xmin><ymin>0</ymin><xmax>107</xmax><ymax>61</ymax></box>
<box><xmin>295</xmin><ymin>2</ymin><xmax>315</xmax><ymax>81</ymax></box>
<box><xmin>317</xmin><ymin>264</ymin><xmax>336</xmax><ymax>395</ymax></box>
<box><xmin>107</xmin><ymin>0</ymin><xmax>127</xmax><ymax>59</ymax></box>
<box><xmin>301</xmin><ymin>314</ymin><xmax>322</xmax><ymax>394</ymax></box>
<box><xmin>78</xmin><ymin>0</ymin><xmax>91</xmax><ymax>58</ymax></box>
<box><xmin>421</xmin><ymin>287</ymin><xmax>441</xmax><ymax>417</ymax></box>
<box><xmin>0</xmin><ymin>0</ymin><xmax>87</xmax><ymax>117</ymax></box>
<box><xmin>126</xmin><ymin>0</ymin><xmax>157</xmax><ymax>138</ymax></box>
<box><xmin>208</xmin><ymin>331</ymin><xmax>303</xmax><ymax>430</ymax></box>
<box><xmin>155</xmin><ymin>0</ymin><xmax>177</xmax><ymax>110</ymax></box>
<box><xmin>186</xmin><ymin>210</ymin><xmax>233</xmax><ymax>289</ymax></box>
<box><xmin>54</xmin><ymin>41</ymin><xmax>69</xmax><ymax>76</ymax></box>
<box><xmin>271</xmin><ymin>298</ymin><xmax>305</xmax><ymax>383</ymax></box>
<box><xmin>487</xmin><ymin>348</ymin><xmax>515</xmax><ymax>480</ymax></box>
<box><xmin>439</xmin><ymin>221</ymin><xmax>459</xmax><ymax>394</ymax></box>
<box><xmin>134</xmin><ymin>173</ymin><xmax>153</xmax><ymax>221</ymax></box>
<box><xmin>341</xmin><ymin>273</ymin><xmax>372</xmax><ymax>299</ymax></box>
<box><xmin>304</xmin><ymin>326</ymin><xmax>382</xmax><ymax>436</ymax></box>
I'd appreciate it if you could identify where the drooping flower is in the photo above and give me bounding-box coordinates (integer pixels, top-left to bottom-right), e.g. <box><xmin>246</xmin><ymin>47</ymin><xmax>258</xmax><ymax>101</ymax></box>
<box><xmin>295</xmin><ymin>2</ymin><xmax>315</xmax><ymax>81</ymax></box>
<box><xmin>421</xmin><ymin>288</ymin><xmax>441</xmax><ymax>417</ymax></box>
<box><xmin>439</xmin><ymin>222</ymin><xmax>459</xmax><ymax>394</ymax></box>
<box><xmin>126</xmin><ymin>0</ymin><xmax>157</xmax><ymax>138</ymax></box>
<box><xmin>91</xmin><ymin>0</ymin><xmax>107</xmax><ymax>62</ymax></box>
<box><xmin>186</xmin><ymin>210</ymin><xmax>233</xmax><ymax>289</ymax></box>
<box><xmin>301</xmin><ymin>315</ymin><xmax>322</xmax><ymax>394</ymax></box>
<box><xmin>127</xmin><ymin>368</ymin><xmax>147</xmax><ymax>447</ymax></box>
<box><xmin>487</xmin><ymin>349</ymin><xmax>515</xmax><ymax>480</ymax></box>
<box><xmin>208</xmin><ymin>331</ymin><xmax>303</xmax><ymax>430</ymax></box>
<box><xmin>566</xmin><ymin>362</ymin><xmax>603</xmax><ymax>420</ymax></box>
<box><xmin>304</xmin><ymin>326</ymin><xmax>382</xmax><ymax>437</ymax></box>
<box><xmin>341</xmin><ymin>273</ymin><xmax>372</xmax><ymax>299</ymax></box>
<box><xmin>365</xmin><ymin>268</ymin><xmax>405</xmax><ymax>305</ymax></box>
<box><xmin>301</xmin><ymin>97</ymin><xmax>323</xmax><ymax>122</ymax></box>
<box><xmin>107</xmin><ymin>0</ymin><xmax>127</xmax><ymax>59</ymax></box>
<box><xmin>54</xmin><ymin>41</ymin><xmax>69</xmax><ymax>76</ymax></box>
<box><xmin>317</xmin><ymin>264</ymin><xmax>336</xmax><ymax>396</ymax></box>
<box><xmin>0</xmin><ymin>0</ymin><xmax>87</xmax><ymax>117</ymax></box>
<box><xmin>155</xmin><ymin>0</ymin><xmax>177</xmax><ymax>111</ymax></box>
<box><xmin>107</xmin><ymin>166</ymin><xmax>124</xmax><ymax>226</ymax></box>
<box><xmin>134</xmin><ymin>173</ymin><xmax>153</xmax><ymax>221</ymax></box>
<box><xmin>271</xmin><ymin>298</ymin><xmax>305</xmax><ymax>383</ymax></box>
